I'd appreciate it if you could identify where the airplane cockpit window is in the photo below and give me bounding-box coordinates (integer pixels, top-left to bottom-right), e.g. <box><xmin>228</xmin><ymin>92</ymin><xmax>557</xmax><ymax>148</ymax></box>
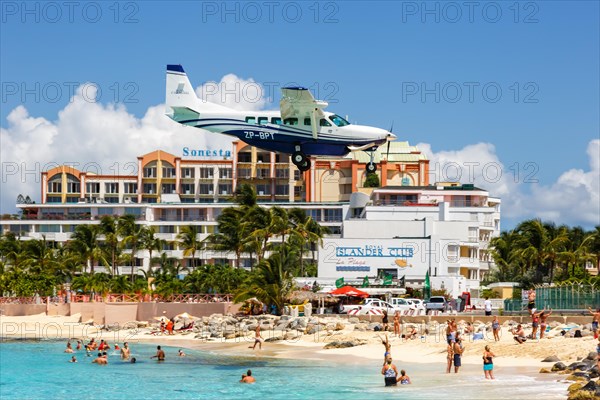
<box><xmin>271</xmin><ymin>117</ymin><xmax>282</xmax><ymax>125</ymax></box>
<box><xmin>284</xmin><ymin>118</ymin><xmax>299</xmax><ymax>125</ymax></box>
<box><xmin>330</xmin><ymin>114</ymin><xmax>350</xmax><ymax>127</ymax></box>
<box><xmin>245</xmin><ymin>117</ymin><xmax>256</xmax><ymax>124</ymax></box>
<box><xmin>319</xmin><ymin>118</ymin><xmax>331</xmax><ymax>127</ymax></box>
<box><xmin>257</xmin><ymin>117</ymin><xmax>268</xmax><ymax>125</ymax></box>
<box><xmin>303</xmin><ymin>118</ymin><xmax>312</xmax><ymax>126</ymax></box>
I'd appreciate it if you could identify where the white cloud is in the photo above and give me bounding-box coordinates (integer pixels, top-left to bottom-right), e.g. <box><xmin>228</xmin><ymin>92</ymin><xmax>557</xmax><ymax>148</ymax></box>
<box><xmin>195</xmin><ymin>73</ymin><xmax>268</xmax><ymax>111</ymax></box>
<box><xmin>417</xmin><ymin>139</ymin><xmax>600</xmax><ymax>228</ymax></box>
<box><xmin>1</xmin><ymin>78</ymin><xmax>256</xmax><ymax>214</ymax></box>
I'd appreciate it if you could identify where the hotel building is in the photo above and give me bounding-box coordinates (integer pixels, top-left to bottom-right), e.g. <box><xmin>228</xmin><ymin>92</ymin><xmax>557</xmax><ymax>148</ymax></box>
<box><xmin>1</xmin><ymin>141</ymin><xmax>500</xmax><ymax>296</ymax></box>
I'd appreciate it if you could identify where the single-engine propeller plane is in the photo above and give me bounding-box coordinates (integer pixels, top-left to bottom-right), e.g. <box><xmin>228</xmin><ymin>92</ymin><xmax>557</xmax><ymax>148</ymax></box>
<box><xmin>165</xmin><ymin>64</ymin><xmax>395</xmax><ymax>172</ymax></box>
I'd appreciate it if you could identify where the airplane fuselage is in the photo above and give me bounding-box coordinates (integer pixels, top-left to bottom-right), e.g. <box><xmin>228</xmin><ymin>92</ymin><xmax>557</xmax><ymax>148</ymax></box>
<box><xmin>172</xmin><ymin>110</ymin><xmax>389</xmax><ymax>156</ymax></box>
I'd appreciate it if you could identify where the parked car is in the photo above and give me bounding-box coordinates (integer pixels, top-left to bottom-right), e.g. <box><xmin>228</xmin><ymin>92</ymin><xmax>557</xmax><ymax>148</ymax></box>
<box><xmin>425</xmin><ymin>296</ymin><xmax>448</xmax><ymax>314</ymax></box>
<box><xmin>390</xmin><ymin>297</ymin><xmax>417</xmax><ymax>314</ymax></box>
<box><xmin>341</xmin><ymin>298</ymin><xmax>398</xmax><ymax>315</ymax></box>
<box><xmin>405</xmin><ymin>298</ymin><xmax>426</xmax><ymax>313</ymax></box>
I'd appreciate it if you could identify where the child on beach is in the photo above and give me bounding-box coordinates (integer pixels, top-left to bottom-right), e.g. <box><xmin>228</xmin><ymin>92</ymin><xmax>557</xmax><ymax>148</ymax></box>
<box><xmin>539</xmin><ymin>308</ymin><xmax>552</xmax><ymax>339</ymax></box>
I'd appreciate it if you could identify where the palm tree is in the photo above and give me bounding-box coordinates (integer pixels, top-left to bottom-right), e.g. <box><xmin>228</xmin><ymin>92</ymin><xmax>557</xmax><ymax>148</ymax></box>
<box><xmin>207</xmin><ymin>208</ymin><xmax>247</xmax><ymax>268</ymax></box>
<box><xmin>234</xmin><ymin>244</ymin><xmax>296</xmax><ymax>314</ymax></box>
<box><xmin>68</xmin><ymin>225</ymin><xmax>102</xmax><ymax>273</ymax></box>
<box><xmin>118</xmin><ymin>215</ymin><xmax>144</xmax><ymax>282</ymax></box>
<box><xmin>177</xmin><ymin>225</ymin><xmax>203</xmax><ymax>270</ymax></box>
<box><xmin>288</xmin><ymin>208</ymin><xmax>327</xmax><ymax>276</ymax></box>
<box><xmin>100</xmin><ymin>216</ymin><xmax>120</xmax><ymax>276</ymax></box>
<box><xmin>140</xmin><ymin>227</ymin><xmax>166</xmax><ymax>272</ymax></box>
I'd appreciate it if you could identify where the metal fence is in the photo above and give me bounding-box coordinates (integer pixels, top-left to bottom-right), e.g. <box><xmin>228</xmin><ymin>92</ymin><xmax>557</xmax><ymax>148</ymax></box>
<box><xmin>503</xmin><ymin>282</ymin><xmax>600</xmax><ymax>312</ymax></box>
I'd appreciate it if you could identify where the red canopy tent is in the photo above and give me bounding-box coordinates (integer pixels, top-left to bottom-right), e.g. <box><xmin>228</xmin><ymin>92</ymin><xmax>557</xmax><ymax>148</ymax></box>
<box><xmin>329</xmin><ymin>286</ymin><xmax>369</xmax><ymax>298</ymax></box>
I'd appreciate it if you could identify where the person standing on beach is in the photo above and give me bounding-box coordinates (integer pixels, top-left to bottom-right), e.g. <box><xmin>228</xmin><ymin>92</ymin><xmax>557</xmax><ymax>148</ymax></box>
<box><xmin>587</xmin><ymin>307</ymin><xmax>600</xmax><ymax>339</ymax></box>
<box><xmin>527</xmin><ymin>290</ymin><xmax>536</xmax><ymax>316</ymax></box>
<box><xmin>446</xmin><ymin>341</ymin><xmax>454</xmax><ymax>373</ymax></box>
<box><xmin>120</xmin><ymin>342</ymin><xmax>130</xmax><ymax>360</ymax></box>
<box><xmin>382</xmin><ymin>310</ymin><xmax>389</xmax><ymax>332</ymax></box>
<box><xmin>539</xmin><ymin>309</ymin><xmax>552</xmax><ymax>339</ymax></box>
<box><xmin>483</xmin><ymin>345</ymin><xmax>495</xmax><ymax>379</ymax></box>
<box><xmin>151</xmin><ymin>345</ymin><xmax>165</xmax><ymax>361</ymax></box>
<box><xmin>393</xmin><ymin>312</ymin><xmax>401</xmax><ymax>337</ymax></box>
<box><xmin>491</xmin><ymin>316</ymin><xmax>501</xmax><ymax>342</ymax></box>
<box><xmin>452</xmin><ymin>338</ymin><xmax>464</xmax><ymax>373</ymax></box>
<box><xmin>250</xmin><ymin>325</ymin><xmax>263</xmax><ymax>350</ymax></box>
<box><xmin>531</xmin><ymin>310</ymin><xmax>541</xmax><ymax>340</ymax></box>
<box><xmin>484</xmin><ymin>297</ymin><xmax>492</xmax><ymax>316</ymax></box>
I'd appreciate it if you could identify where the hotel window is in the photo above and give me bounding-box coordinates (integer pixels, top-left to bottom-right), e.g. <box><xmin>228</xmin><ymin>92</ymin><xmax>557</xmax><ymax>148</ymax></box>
<box><xmin>275</xmin><ymin>169</ymin><xmax>289</xmax><ymax>179</ymax></box>
<box><xmin>105</xmin><ymin>197</ymin><xmax>119</xmax><ymax>203</ymax></box>
<box><xmin>294</xmin><ymin>170</ymin><xmax>301</xmax><ymax>181</ymax></box>
<box><xmin>238</xmin><ymin>152</ymin><xmax>251</xmax><ymax>162</ymax></box>
<box><xmin>161</xmin><ymin>183</ymin><xmax>176</xmax><ymax>194</ymax></box>
<box><xmin>48</xmin><ymin>180</ymin><xmax>62</xmax><ymax>193</ymax></box>
<box><xmin>257</xmin><ymin>117</ymin><xmax>268</xmax><ymax>125</ymax></box>
<box><xmin>219</xmin><ymin>168</ymin><xmax>232</xmax><ymax>179</ymax></box>
<box><xmin>162</xmin><ymin>166</ymin><xmax>176</xmax><ymax>178</ymax></box>
<box><xmin>105</xmin><ymin>183</ymin><xmax>119</xmax><ymax>194</ymax></box>
<box><xmin>124</xmin><ymin>183</ymin><xmax>138</xmax><ymax>194</ymax></box>
<box><xmin>255</xmin><ymin>184</ymin><xmax>270</xmax><ymax>195</ymax></box>
<box><xmin>143</xmin><ymin>167</ymin><xmax>157</xmax><ymax>178</ymax></box>
<box><xmin>275</xmin><ymin>154</ymin><xmax>287</xmax><ymax>163</ymax></box>
<box><xmin>199</xmin><ymin>167</ymin><xmax>214</xmax><ymax>179</ymax></box>
<box><xmin>199</xmin><ymin>184</ymin><xmax>213</xmax><ymax>195</ymax></box>
<box><xmin>256</xmin><ymin>168</ymin><xmax>270</xmax><ymax>179</ymax></box>
<box><xmin>143</xmin><ymin>183</ymin><xmax>157</xmax><ymax>194</ymax></box>
<box><xmin>306</xmin><ymin>209</ymin><xmax>321</xmax><ymax>221</ymax></box>
<box><xmin>323</xmin><ymin>209</ymin><xmax>342</xmax><ymax>222</ymax></box>
<box><xmin>66</xmin><ymin>181</ymin><xmax>80</xmax><ymax>193</ymax></box>
<box><xmin>218</xmin><ymin>184</ymin><xmax>232</xmax><ymax>195</ymax></box>
<box><xmin>181</xmin><ymin>183</ymin><xmax>195</xmax><ymax>195</ymax></box>
<box><xmin>238</xmin><ymin>168</ymin><xmax>251</xmax><ymax>179</ymax></box>
<box><xmin>275</xmin><ymin>185</ymin><xmax>289</xmax><ymax>195</ymax></box>
<box><xmin>181</xmin><ymin>168</ymin><xmax>195</xmax><ymax>178</ymax></box>
<box><xmin>294</xmin><ymin>186</ymin><xmax>302</xmax><ymax>198</ymax></box>
<box><xmin>159</xmin><ymin>225</ymin><xmax>175</xmax><ymax>233</ymax></box>
<box><xmin>86</xmin><ymin>182</ymin><xmax>100</xmax><ymax>193</ymax></box>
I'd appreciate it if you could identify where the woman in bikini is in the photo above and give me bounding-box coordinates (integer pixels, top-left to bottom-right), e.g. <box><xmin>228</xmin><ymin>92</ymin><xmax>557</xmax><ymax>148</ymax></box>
<box><xmin>531</xmin><ymin>310</ymin><xmax>541</xmax><ymax>340</ymax></box>
<box><xmin>539</xmin><ymin>308</ymin><xmax>552</xmax><ymax>339</ymax></box>
<box><xmin>398</xmin><ymin>369</ymin><xmax>411</xmax><ymax>384</ymax></box>
<box><xmin>393</xmin><ymin>312</ymin><xmax>401</xmax><ymax>337</ymax></box>
<box><xmin>483</xmin><ymin>345</ymin><xmax>495</xmax><ymax>379</ymax></box>
<box><xmin>381</xmin><ymin>334</ymin><xmax>392</xmax><ymax>365</ymax></box>
<box><xmin>491</xmin><ymin>316</ymin><xmax>500</xmax><ymax>342</ymax></box>
<box><xmin>446</xmin><ymin>341</ymin><xmax>454</xmax><ymax>373</ymax></box>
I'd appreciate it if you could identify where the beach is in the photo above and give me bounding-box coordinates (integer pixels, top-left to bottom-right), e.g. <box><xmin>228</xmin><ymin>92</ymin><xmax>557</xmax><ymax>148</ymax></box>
<box><xmin>1</xmin><ymin>312</ymin><xmax>595</xmax><ymax>371</ymax></box>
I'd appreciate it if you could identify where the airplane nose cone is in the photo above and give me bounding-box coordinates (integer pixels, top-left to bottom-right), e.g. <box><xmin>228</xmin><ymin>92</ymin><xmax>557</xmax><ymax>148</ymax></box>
<box><xmin>387</xmin><ymin>132</ymin><xmax>397</xmax><ymax>141</ymax></box>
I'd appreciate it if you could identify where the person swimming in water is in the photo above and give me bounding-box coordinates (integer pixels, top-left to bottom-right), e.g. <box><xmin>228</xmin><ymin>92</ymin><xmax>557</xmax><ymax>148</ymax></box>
<box><xmin>64</xmin><ymin>341</ymin><xmax>74</xmax><ymax>353</ymax></box>
<box><xmin>120</xmin><ymin>342</ymin><xmax>130</xmax><ymax>360</ymax></box>
<box><xmin>240</xmin><ymin>369</ymin><xmax>256</xmax><ymax>383</ymax></box>
<box><xmin>381</xmin><ymin>357</ymin><xmax>399</xmax><ymax>386</ymax></box>
<box><xmin>150</xmin><ymin>345</ymin><xmax>165</xmax><ymax>361</ymax></box>
<box><xmin>69</xmin><ymin>356</ymin><xmax>77</xmax><ymax>363</ymax></box>
<box><xmin>178</xmin><ymin>349</ymin><xmax>186</xmax><ymax>357</ymax></box>
<box><xmin>398</xmin><ymin>369</ymin><xmax>411</xmax><ymax>384</ymax></box>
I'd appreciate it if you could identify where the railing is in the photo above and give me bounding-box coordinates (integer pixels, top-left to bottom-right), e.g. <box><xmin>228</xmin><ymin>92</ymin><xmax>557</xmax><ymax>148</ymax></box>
<box><xmin>0</xmin><ymin>294</ymin><xmax>234</xmax><ymax>304</ymax></box>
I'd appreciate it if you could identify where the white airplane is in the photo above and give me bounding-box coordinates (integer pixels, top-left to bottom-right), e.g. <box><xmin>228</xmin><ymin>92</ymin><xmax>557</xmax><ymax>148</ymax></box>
<box><xmin>165</xmin><ymin>65</ymin><xmax>396</xmax><ymax>172</ymax></box>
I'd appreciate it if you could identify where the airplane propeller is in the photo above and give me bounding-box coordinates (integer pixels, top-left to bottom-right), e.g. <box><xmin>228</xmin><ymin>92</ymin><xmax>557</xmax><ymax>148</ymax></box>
<box><xmin>386</xmin><ymin>122</ymin><xmax>394</xmax><ymax>160</ymax></box>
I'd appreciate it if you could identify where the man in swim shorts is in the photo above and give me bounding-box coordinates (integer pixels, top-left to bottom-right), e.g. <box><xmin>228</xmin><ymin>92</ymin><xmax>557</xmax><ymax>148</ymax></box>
<box><xmin>588</xmin><ymin>307</ymin><xmax>600</xmax><ymax>339</ymax></box>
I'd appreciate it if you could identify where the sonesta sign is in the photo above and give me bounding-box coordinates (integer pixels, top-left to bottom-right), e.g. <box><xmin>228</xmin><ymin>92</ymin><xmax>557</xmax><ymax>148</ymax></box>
<box><xmin>182</xmin><ymin>147</ymin><xmax>231</xmax><ymax>158</ymax></box>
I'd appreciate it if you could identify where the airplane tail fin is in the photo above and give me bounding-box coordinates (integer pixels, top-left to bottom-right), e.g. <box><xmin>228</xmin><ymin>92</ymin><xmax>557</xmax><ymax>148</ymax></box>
<box><xmin>166</xmin><ymin>65</ymin><xmax>230</xmax><ymax>121</ymax></box>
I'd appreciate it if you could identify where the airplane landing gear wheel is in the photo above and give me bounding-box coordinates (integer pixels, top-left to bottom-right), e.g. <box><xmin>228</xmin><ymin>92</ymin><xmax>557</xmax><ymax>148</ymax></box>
<box><xmin>292</xmin><ymin>151</ymin><xmax>306</xmax><ymax>166</ymax></box>
<box><xmin>298</xmin><ymin>159</ymin><xmax>311</xmax><ymax>172</ymax></box>
<box><xmin>366</xmin><ymin>162</ymin><xmax>377</xmax><ymax>173</ymax></box>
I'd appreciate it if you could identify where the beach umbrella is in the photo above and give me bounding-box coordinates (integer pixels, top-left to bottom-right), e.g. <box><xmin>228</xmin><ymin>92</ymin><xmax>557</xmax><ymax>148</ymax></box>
<box><xmin>329</xmin><ymin>286</ymin><xmax>369</xmax><ymax>298</ymax></box>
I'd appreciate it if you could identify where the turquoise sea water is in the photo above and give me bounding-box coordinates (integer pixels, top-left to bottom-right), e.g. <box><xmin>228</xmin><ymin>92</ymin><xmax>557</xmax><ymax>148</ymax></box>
<box><xmin>0</xmin><ymin>340</ymin><xmax>567</xmax><ymax>400</ymax></box>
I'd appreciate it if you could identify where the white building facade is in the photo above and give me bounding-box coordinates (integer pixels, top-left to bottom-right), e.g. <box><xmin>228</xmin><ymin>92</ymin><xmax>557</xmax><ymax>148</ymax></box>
<box><xmin>318</xmin><ymin>184</ymin><xmax>501</xmax><ymax>297</ymax></box>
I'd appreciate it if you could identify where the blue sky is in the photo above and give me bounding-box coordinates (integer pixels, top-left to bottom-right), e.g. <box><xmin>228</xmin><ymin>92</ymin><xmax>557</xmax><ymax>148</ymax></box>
<box><xmin>1</xmin><ymin>1</ymin><xmax>599</xmax><ymax>230</ymax></box>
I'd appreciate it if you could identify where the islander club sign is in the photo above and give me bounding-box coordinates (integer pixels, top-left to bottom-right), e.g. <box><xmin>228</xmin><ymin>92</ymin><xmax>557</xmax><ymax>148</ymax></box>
<box><xmin>182</xmin><ymin>147</ymin><xmax>232</xmax><ymax>158</ymax></box>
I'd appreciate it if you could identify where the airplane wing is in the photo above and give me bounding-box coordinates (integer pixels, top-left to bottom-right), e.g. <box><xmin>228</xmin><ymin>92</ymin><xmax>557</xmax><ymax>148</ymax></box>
<box><xmin>280</xmin><ymin>87</ymin><xmax>328</xmax><ymax>139</ymax></box>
